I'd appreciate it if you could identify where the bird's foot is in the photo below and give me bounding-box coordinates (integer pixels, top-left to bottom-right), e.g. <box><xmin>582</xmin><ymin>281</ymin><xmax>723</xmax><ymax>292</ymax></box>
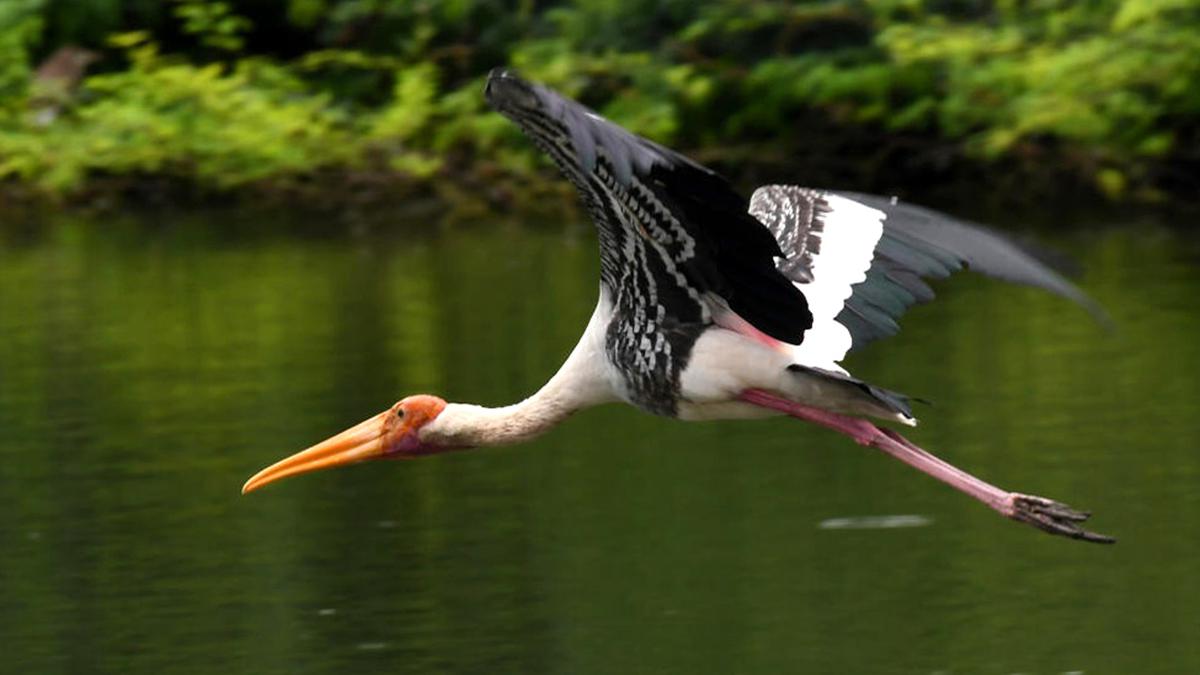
<box><xmin>1002</xmin><ymin>493</ymin><xmax>1115</xmax><ymax>544</ymax></box>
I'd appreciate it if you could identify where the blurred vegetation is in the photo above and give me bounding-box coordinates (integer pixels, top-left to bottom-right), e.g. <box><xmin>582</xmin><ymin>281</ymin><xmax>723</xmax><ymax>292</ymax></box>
<box><xmin>0</xmin><ymin>0</ymin><xmax>1198</xmax><ymax>207</ymax></box>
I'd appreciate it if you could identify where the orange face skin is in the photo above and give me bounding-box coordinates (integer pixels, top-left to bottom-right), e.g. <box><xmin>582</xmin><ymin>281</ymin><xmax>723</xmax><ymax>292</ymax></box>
<box><xmin>241</xmin><ymin>394</ymin><xmax>448</xmax><ymax>494</ymax></box>
<box><xmin>380</xmin><ymin>395</ymin><xmax>448</xmax><ymax>457</ymax></box>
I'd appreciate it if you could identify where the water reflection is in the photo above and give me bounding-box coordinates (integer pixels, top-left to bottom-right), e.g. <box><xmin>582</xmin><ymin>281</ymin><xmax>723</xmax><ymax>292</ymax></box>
<box><xmin>0</xmin><ymin>207</ymin><xmax>1198</xmax><ymax>674</ymax></box>
<box><xmin>818</xmin><ymin>514</ymin><xmax>933</xmax><ymax>530</ymax></box>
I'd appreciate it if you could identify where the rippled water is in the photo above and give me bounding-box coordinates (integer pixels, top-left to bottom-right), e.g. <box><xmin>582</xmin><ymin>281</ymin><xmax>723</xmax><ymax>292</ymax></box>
<box><xmin>1</xmin><ymin>205</ymin><xmax>1198</xmax><ymax>674</ymax></box>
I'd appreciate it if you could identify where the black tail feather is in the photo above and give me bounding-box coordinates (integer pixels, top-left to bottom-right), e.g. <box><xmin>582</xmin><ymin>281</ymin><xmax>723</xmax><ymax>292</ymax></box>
<box><xmin>787</xmin><ymin>364</ymin><xmax>916</xmax><ymax>421</ymax></box>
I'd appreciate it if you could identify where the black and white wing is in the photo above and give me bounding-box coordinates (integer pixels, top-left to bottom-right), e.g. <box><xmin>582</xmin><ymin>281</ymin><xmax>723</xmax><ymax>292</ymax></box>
<box><xmin>485</xmin><ymin>69</ymin><xmax>808</xmax><ymax>339</ymax></box>
<box><xmin>486</xmin><ymin>70</ymin><xmax>812</xmax><ymax>412</ymax></box>
<box><xmin>750</xmin><ymin>185</ymin><xmax>1106</xmax><ymax>368</ymax></box>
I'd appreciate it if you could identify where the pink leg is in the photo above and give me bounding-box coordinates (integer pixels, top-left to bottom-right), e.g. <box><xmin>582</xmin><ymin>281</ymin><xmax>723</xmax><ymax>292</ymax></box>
<box><xmin>739</xmin><ymin>389</ymin><xmax>1114</xmax><ymax>544</ymax></box>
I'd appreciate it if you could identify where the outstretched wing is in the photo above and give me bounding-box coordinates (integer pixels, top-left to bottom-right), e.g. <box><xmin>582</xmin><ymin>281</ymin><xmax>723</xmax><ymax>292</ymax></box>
<box><xmin>485</xmin><ymin>69</ymin><xmax>811</xmax><ymax>344</ymax></box>
<box><xmin>750</xmin><ymin>185</ymin><xmax>1106</xmax><ymax>367</ymax></box>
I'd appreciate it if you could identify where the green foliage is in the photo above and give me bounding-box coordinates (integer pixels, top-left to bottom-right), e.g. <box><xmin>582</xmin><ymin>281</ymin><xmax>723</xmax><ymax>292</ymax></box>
<box><xmin>173</xmin><ymin>0</ymin><xmax>251</xmax><ymax>52</ymax></box>
<box><xmin>1</xmin><ymin>30</ymin><xmax>352</xmax><ymax>191</ymax></box>
<box><xmin>367</xmin><ymin>62</ymin><xmax>444</xmax><ymax>177</ymax></box>
<box><xmin>0</xmin><ymin>0</ymin><xmax>43</xmax><ymax>109</ymax></box>
<box><xmin>869</xmin><ymin>5</ymin><xmax>1200</xmax><ymax>165</ymax></box>
<box><xmin>0</xmin><ymin>0</ymin><xmax>1198</xmax><ymax>202</ymax></box>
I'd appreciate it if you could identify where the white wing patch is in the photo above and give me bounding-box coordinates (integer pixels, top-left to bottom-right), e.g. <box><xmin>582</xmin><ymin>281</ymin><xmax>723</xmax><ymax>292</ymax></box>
<box><xmin>789</xmin><ymin>194</ymin><xmax>886</xmax><ymax>369</ymax></box>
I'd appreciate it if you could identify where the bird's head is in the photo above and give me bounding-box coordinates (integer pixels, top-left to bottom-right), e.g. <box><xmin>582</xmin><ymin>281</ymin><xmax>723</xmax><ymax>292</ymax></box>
<box><xmin>241</xmin><ymin>394</ymin><xmax>454</xmax><ymax>494</ymax></box>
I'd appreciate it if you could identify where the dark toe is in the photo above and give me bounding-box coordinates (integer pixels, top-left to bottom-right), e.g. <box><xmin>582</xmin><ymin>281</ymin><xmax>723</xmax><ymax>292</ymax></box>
<box><xmin>1011</xmin><ymin>495</ymin><xmax>1116</xmax><ymax>544</ymax></box>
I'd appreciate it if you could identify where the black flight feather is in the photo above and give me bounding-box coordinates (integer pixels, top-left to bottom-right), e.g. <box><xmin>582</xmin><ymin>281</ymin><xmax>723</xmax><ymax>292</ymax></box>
<box><xmin>834</xmin><ymin>191</ymin><xmax>1111</xmax><ymax>351</ymax></box>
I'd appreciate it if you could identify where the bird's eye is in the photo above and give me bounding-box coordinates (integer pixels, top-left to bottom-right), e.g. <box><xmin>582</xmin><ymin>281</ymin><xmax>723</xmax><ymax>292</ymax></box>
<box><xmin>395</xmin><ymin>408</ymin><xmax>405</xmax><ymax>419</ymax></box>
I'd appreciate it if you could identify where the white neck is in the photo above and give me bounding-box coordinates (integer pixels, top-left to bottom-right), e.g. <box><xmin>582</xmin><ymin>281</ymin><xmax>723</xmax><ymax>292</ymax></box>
<box><xmin>421</xmin><ymin>293</ymin><xmax>618</xmax><ymax>448</ymax></box>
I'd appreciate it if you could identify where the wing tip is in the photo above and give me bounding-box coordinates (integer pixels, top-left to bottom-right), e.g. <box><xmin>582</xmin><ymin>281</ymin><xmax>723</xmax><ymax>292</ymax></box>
<box><xmin>1080</xmin><ymin>294</ymin><xmax>1117</xmax><ymax>333</ymax></box>
<box><xmin>843</xmin><ymin>190</ymin><xmax>1117</xmax><ymax>338</ymax></box>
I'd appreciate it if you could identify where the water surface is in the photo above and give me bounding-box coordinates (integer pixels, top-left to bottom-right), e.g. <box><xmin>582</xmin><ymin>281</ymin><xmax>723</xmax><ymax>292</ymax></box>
<box><xmin>1</xmin><ymin>206</ymin><xmax>1198</xmax><ymax>674</ymax></box>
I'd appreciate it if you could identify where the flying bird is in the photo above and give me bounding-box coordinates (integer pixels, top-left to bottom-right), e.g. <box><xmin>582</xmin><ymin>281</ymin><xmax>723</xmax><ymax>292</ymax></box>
<box><xmin>243</xmin><ymin>69</ymin><xmax>1113</xmax><ymax>543</ymax></box>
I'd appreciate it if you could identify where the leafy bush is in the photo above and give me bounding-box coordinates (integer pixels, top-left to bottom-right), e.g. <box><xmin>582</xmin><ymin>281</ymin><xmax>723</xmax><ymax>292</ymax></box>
<box><xmin>1</xmin><ymin>32</ymin><xmax>355</xmax><ymax>192</ymax></box>
<box><xmin>0</xmin><ymin>0</ymin><xmax>1197</xmax><ymax>203</ymax></box>
<box><xmin>0</xmin><ymin>0</ymin><xmax>42</xmax><ymax>110</ymax></box>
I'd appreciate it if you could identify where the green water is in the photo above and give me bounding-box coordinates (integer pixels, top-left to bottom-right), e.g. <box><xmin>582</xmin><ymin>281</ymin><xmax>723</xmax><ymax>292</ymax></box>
<box><xmin>1</xmin><ymin>207</ymin><xmax>1198</xmax><ymax>674</ymax></box>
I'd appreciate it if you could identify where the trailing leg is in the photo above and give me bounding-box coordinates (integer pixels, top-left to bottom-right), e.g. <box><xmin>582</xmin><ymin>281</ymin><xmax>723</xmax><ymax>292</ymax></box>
<box><xmin>739</xmin><ymin>388</ymin><xmax>1114</xmax><ymax>544</ymax></box>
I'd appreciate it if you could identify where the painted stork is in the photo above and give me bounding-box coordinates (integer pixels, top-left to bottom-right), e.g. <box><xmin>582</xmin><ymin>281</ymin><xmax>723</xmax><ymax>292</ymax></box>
<box><xmin>243</xmin><ymin>69</ymin><xmax>1113</xmax><ymax>543</ymax></box>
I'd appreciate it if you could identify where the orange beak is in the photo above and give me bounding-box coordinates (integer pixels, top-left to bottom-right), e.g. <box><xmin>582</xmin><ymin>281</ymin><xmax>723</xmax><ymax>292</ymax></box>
<box><xmin>241</xmin><ymin>410</ymin><xmax>391</xmax><ymax>494</ymax></box>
